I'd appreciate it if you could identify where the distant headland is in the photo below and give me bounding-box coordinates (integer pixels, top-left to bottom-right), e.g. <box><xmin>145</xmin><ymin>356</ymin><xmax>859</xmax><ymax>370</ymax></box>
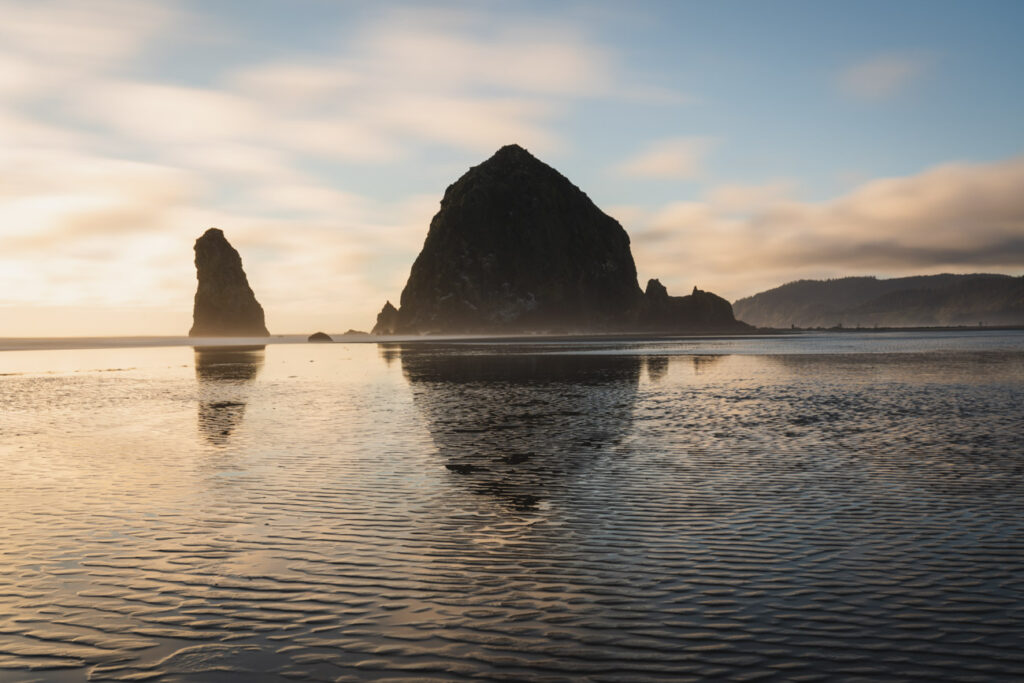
<box><xmin>735</xmin><ymin>274</ymin><xmax>1024</xmax><ymax>329</ymax></box>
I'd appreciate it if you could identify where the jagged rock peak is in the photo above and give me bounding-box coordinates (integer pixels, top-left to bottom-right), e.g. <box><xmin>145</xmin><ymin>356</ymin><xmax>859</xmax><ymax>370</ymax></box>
<box><xmin>394</xmin><ymin>144</ymin><xmax>642</xmax><ymax>333</ymax></box>
<box><xmin>645</xmin><ymin>278</ymin><xmax>669</xmax><ymax>300</ymax></box>
<box><xmin>371</xmin><ymin>300</ymin><xmax>400</xmax><ymax>335</ymax></box>
<box><xmin>638</xmin><ymin>278</ymin><xmax>747</xmax><ymax>332</ymax></box>
<box><xmin>188</xmin><ymin>228</ymin><xmax>269</xmax><ymax>337</ymax></box>
<box><xmin>490</xmin><ymin>143</ymin><xmax>532</xmax><ymax>160</ymax></box>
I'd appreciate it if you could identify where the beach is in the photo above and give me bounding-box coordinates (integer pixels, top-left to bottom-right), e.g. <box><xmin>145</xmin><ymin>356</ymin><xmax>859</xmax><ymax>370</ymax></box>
<box><xmin>1</xmin><ymin>331</ymin><xmax>1022</xmax><ymax>680</ymax></box>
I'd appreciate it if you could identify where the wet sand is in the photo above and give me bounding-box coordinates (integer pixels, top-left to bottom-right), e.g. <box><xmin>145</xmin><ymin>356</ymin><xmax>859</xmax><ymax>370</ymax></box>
<box><xmin>1</xmin><ymin>332</ymin><xmax>1022</xmax><ymax>680</ymax></box>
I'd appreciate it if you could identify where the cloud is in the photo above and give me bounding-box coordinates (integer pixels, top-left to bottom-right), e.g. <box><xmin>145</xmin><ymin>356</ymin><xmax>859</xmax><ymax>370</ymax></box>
<box><xmin>0</xmin><ymin>135</ymin><xmax>438</xmax><ymax>332</ymax></box>
<box><xmin>0</xmin><ymin>110</ymin><xmax>91</xmax><ymax>148</ymax></box>
<box><xmin>0</xmin><ymin>149</ymin><xmax>196</xmax><ymax>244</ymax></box>
<box><xmin>76</xmin><ymin>82</ymin><xmax>267</xmax><ymax>143</ymax></box>
<box><xmin>221</xmin><ymin>9</ymin><xmax>616</xmax><ymax>156</ymax></box>
<box><xmin>352</xmin><ymin>8</ymin><xmax>614</xmax><ymax>97</ymax></box>
<box><xmin>629</xmin><ymin>156</ymin><xmax>1024</xmax><ymax>301</ymax></box>
<box><xmin>839</xmin><ymin>53</ymin><xmax>930</xmax><ymax>100</ymax></box>
<box><xmin>703</xmin><ymin>180</ymin><xmax>797</xmax><ymax>212</ymax></box>
<box><xmin>364</xmin><ymin>94</ymin><xmax>560</xmax><ymax>154</ymax></box>
<box><xmin>170</xmin><ymin>144</ymin><xmax>305</xmax><ymax>182</ymax></box>
<box><xmin>617</xmin><ymin>137</ymin><xmax>714</xmax><ymax>180</ymax></box>
<box><xmin>228</xmin><ymin>63</ymin><xmax>361</xmax><ymax>106</ymax></box>
<box><xmin>0</xmin><ymin>0</ymin><xmax>176</xmax><ymax>66</ymax></box>
<box><xmin>50</xmin><ymin>5</ymin><xmax>630</xmax><ymax>164</ymax></box>
<box><xmin>0</xmin><ymin>2</ymin><xmax>681</xmax><ymax>335</ymax></box>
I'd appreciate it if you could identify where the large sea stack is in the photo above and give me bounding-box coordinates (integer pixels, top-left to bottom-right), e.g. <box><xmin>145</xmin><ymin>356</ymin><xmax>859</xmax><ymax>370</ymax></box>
<box><xmin>189</xmin><ymin>228</ymin><xmax>270</xmax><ymax>337</ymax></box>
<box><xmin>376</xmin><ymin>144</ymin><xmax>748</xmax><ymax>334</ymax></box>
<box><xmin>393</xmin><ymin>144</ymin><xmax>643</xmax><ymax>334</ymax></box>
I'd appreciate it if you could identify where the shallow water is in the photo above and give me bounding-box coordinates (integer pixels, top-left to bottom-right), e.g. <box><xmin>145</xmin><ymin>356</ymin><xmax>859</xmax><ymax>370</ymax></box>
<box><xmin>1</xmin><ymin>332</ymin><xmax>1023</xmax><ymax>681</ymax></box>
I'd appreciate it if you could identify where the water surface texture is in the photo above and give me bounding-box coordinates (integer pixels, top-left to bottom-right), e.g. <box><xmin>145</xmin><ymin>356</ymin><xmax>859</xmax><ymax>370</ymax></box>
<box><xmin>2</xmin><ymin>332</ymin><xmax>1023</xmax><ymax>681</ymax></box>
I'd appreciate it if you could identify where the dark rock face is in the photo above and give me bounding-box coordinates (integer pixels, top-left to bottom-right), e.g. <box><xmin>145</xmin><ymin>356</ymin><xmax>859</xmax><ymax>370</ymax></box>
<box><xmin>394</xmin><ymin>144</ymin><xmax>642</xmax><ymax>333</ymax></box>
<box><xmin>637</xmin><ymin>279</ymin><xmax>747</xmax><ymax>331</ymax></box>
<box><xmin>189</xmin><ymin>228</ymin><xmax>269</xmax><ymax>337</ymax></box>
<box><xmin>308</xmin><ymin>332</ymin><xmax>333</xmax><ymax>342</ymax></box>
<box><xmin>371</xmin><ymin>301</ymin><xmax>400</xmax><ymax>335</ymax></box>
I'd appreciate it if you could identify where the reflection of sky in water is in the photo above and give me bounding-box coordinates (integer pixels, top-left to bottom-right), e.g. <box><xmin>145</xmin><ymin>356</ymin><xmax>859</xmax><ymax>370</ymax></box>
<box><xmin>1</xmin><ymin>332</ymin><xmax>1022</xmax><ymax>680</ymax></box>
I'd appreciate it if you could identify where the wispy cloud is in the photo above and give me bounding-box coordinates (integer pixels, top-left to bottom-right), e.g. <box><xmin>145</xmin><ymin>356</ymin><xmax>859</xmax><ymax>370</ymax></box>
<box><xmin>703</xmin><ymin>180</ymin><xmax>797</xmax><ymax>212</ymax></box>
<box><xmin>616</xmin><ymin>137</ymin><xmax>715</xmax><ymax>180</ymax></box>
<box><xmin>839</xmin><ymin>52</ymin><xmax>931</xmax><ymax>100</ymax></box>
<box><xmin>220</xmin><ymin>8</ymin><xmax>617</xmax><ymax>156</ymax></box>
<box><xmin>2</xmin><ymin>1</ymin><xmax>1005</xmax><ymax>336</ymax></box>
<box><xmin>1</xmin><ymin>2</ymin><xmax>671</xmax><ymax>333</ymax></box>
<box><xmin>0</xmin><ymin>0</ymin><xmax>176</xmax><ymax>66</ymax></box>
<box><xmin>352</xmin><ymin>9</ymin><xmax>615</xmax><ymax>97</ymax></box>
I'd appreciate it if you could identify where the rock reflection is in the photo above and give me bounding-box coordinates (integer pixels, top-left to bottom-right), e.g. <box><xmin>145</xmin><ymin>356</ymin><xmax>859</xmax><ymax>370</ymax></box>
<box><xmin>644</xmin><ymin>355</ymin><xmax>669</xmax><ymax>382</ymax></box>
<box><xmin>194</xmin><ymin>346</ymin><xmax>264</xmax><ymax>445</ymax></box>
<box><xmin>378</xmin><ymin>342</ymin><xmax>401</xmax><ymax>367</ymax></box>
<box><xmin>398</xmin><ymin>346</ymin><xmax>641</xmax><ymax>510</ymax></box>
<box><xmin>690</xmin><ymin>354</ymin><xmax>722</xmax><ymax>375</ymax></box>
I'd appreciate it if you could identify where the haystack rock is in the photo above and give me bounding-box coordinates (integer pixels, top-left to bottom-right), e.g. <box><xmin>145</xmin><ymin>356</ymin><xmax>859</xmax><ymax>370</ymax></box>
<box><xmin>392</xmin><ymin>144</ymin><xmax>642</xmax><ymax>334</ymax></box>
<box><xmin>308</xmin><ymin>332</ymin><xmax>333</xmax><ymax>342</ymax></box>
<box><xmin>188</xmin><ymin>228</ymin><xmax>269</xmax><ymax>337</ymax></box>
<box><xmin>637</xmin><ymin>279</ymin><xmax>748</xmax><ymax>331</ymax></box>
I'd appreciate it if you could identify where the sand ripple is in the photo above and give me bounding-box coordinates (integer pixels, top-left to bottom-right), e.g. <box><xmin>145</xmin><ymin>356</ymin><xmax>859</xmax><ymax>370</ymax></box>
<box><xmin>1</xmin><ymin>337</ymin><xmax>1022</xmax><ymax>681</ymax></box>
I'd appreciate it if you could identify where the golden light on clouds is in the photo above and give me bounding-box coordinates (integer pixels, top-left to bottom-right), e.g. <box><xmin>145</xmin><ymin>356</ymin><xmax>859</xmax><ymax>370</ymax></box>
<box><xmin>616</xmin><ymin>137</ymin><xmax>715</xmax><ymax>180</ymax></box>
<box><xmin>629</xmin><ymin>156</ymin><xmax>1024</xmax><ymax>300</ymax></box>
<box><xmin>0</xmin><ymin>1</ymin><xmax>1020</xmax><ymax>336</ymax></box>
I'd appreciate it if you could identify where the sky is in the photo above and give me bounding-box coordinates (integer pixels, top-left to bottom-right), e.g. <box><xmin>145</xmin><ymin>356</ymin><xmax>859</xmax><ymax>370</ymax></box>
<box><xmin>2</xmin><ymin>0</ymin><xmax>1023</xmax><ymax>336</ymax></box>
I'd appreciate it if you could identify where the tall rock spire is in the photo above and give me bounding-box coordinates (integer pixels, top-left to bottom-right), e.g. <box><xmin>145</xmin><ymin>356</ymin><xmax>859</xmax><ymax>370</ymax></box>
<box><xmin>188</xmin><ymin>228</ymin><xmax>269</xmax><ymax>337</ymax></box>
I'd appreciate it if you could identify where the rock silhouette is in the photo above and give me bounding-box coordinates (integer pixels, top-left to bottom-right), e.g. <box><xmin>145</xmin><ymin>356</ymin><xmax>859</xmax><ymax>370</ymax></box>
<box><xmin>194</xmin><ymin>346</ymin><xmax>264</xmax><ymax>446</ymax></box>
<box><xmin>376</xmin><ymin>144</ymin><xmax>747</xmax><ymax>335</ymax></box>
<box><xmin>393</xmin><ymin>144</ymin><xmax>643</xmax><ymax>333</ymax></box>
<box><xmin>398</xmin><ymin>344</ymin><xmax>641</xmax><ymax>510</ymax></box>
<box><xmin>734</xmin><ymin>274</ymin><xmax>1024</xmax><ymax>328</ymax></box>
<box><xmin>308</xmin><ymin>332</ymin><xmax>333</xmax><ymax>342</ymax></box>
<box><xmin>371</xmin><ymin>301</ymin><xmax>400</xmax><ymax>335</ymax></box>
<box><xmin>189</xmin><ymin>228</ymin><xmax>269</xmax><ymax>337</ymax></box>
<box><xmin>637</xmin><ymin>279</ymin><xmax>747</xmax><ymax>331</ymax></box>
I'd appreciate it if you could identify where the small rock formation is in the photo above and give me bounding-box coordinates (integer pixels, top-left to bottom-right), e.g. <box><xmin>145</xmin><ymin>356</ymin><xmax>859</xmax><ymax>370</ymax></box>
<box><xmin>392</xmin><ymin>144</ymin><xmax>642</xmax><ymax>333</ymax></box>
<box><xmin>189</xmin><ymin>228</ymin><xmax>269</xmax><ymax>337</ymax></box>
<box><xmin>308</xmin><ymin>332</ymin><xmax>333</xmax><ymax>342</ymax></box>
<box><xmin>371</xmin><ymin>301</ymin><xmax>400</xmax><ymax>335</ymax></box>
<box><xmin>637</xmin><ymin>279</ymin><xmax>747</xmax><ymax>331</ymax></box>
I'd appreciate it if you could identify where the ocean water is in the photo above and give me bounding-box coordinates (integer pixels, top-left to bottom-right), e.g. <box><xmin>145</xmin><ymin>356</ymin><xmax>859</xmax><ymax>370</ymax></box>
<box><xmin>1</xmin><ymin>331</ymin><xmax>1022</xmax><ymax>682</ymax></box>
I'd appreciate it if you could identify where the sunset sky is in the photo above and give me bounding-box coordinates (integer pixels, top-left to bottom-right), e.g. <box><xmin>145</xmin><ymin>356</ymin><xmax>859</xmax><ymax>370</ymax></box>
<box><xmin>2</xmin><ymin>0</ymin><xmax>1023</xmax><ymax>336</ymax></box>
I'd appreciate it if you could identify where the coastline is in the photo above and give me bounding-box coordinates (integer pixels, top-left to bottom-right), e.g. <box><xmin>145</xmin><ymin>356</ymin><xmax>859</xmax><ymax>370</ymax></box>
<box><xmin>1</xmin><ymin>324</ymin><xmax>1022</xmax><ymax>353</ymax></box>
